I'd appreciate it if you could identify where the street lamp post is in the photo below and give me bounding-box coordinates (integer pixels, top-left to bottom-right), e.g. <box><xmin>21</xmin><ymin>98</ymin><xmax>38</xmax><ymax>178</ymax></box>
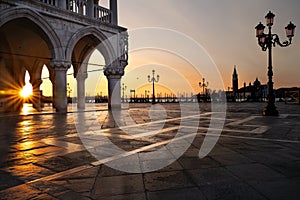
<box><xmin>199</xmin><ymin>78</ymin><xmax>209</xmax><ymax>95</ymax></box>
<box><xmin>199</xmin><ymin>78</ymin><xmax>209</xmax><ymax>101</ymax></box>
<box><xmin>255</xmin><ymin>11</ymin><xmax>296</xmax><ymax>116</ymax></box>
<box><xmin>121</xmin><ymin>83</ymin><xmax>127</xmax><ymax>102</ymax></box>
<box><xmin>148</xmin><ymin>69</ymin><xmax>159</xmax><ymax>104</ymax></box>
<box><xmin>145</xmin><ymin>90</ymin><xmax>150</xmax><ymax>100</ymax></box>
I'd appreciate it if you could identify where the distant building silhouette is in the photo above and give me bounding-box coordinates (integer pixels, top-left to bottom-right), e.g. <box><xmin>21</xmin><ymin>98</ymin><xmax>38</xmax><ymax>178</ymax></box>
<box><xmin>232</xmin><ymin>65</ymin><xmax>238</xmax><ymax>101</ymax></box>
<box><xmin>197</xmin><ymin>64</ymin><xmax>299</xmax><ymax>104</ymax></box>
<box><xmin>237</xmin><ymin>78</ymin><xmax>267</xmax><ymax>102</ymax></box>
<box><xmin>276</xmin><ymin>87</ymin><xmax>300</xmax><ymax>104</ymax></box>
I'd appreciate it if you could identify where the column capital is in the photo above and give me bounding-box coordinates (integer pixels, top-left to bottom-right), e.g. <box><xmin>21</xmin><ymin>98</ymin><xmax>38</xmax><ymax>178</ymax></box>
<box><xmin>106</xmin><ymin>74</ymin><xmax>122</xmax><ymax>79</ymax></box>
<box><xmin>104</xmin><ymin>64</ymin><xmax>124</xmax><ymax>78</ymax></box>
<box><xmin>50</xmin><ymin>60</ymin><xmax>71</xmax><ymax>71</ymax></box>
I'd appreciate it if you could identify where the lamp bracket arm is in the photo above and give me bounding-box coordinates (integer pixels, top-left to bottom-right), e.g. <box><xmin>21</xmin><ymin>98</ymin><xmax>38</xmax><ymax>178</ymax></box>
<box><xmin>272</xmin><ymin>34</ymin><xmax>292</xmax><ymax>47</ymax></box>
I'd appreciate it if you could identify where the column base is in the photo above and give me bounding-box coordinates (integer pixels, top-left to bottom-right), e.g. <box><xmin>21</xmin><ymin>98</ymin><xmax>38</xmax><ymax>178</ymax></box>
<box><xmin>262</xmin><ymin>104</ymin><xmax>279</xmax><ymax>116</ymax></box>
<box><xmin>33</xmin><ymin>103</ymin><xmax>42</xmax><ymax>112</ymax></box>
<box><xmin>77</xmin><ymin>104</ymin><xmax>85</xmax><ymax>110</ymax></box>
<box><xmin>108</xmin><ymin>104</ymin><xmax>121</xmax><ymax>111</ymax></box>
<box><xmin>55</xmin><ymin>105</ymin><xmax>68</xmax><ymax>113</ymax></box>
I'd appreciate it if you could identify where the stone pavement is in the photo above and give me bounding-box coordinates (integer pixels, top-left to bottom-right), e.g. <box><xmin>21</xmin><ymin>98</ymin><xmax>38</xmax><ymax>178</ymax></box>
<box><xmin>0</xmin><ymin>102</ymin><xmax>299</xmax><ymax>200</ymax></box>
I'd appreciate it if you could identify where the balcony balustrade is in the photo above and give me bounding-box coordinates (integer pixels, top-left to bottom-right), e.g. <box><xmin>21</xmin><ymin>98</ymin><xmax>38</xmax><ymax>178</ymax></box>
<box><xmin>37</xmin><ymin>0</ymin><xmax>112</xmax><ymax>23</ymax></box>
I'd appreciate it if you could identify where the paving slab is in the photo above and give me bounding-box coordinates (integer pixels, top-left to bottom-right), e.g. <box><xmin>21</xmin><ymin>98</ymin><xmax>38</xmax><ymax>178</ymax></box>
<box><xmin>141</xmin><ymin>159</ymin><xmax>183</xmax><ymax>172</ymax></box>
<box><xmin>0</xmin><ymin>184</ymin><xmax>44</xmax><ymax>200</ymax></box>
<box><xmin>3</xmin><ymin>163</ymin><xmax>54</xmax><ymax>182</ymax></box>
<box><xmin>144</xmin><ymin>171</ymin><xmax>195</xmax><ymax>191</ymax></box>
<box><xmin>226</xmin><ymin>163</ymin><xmax>286</xmax><ymax>182</ymax></box>
<box><xmin>96</xmin><ymin>192</ymin><xmax>147</xmax><ymax>200</ymax></box>
<box><xmin>178</xmin><ymin>156</ymin><xmax>221</xmax><ymax>169</ymax></box>
<box><xmin>147</xmin><ymin>187</ymin><xmax>206</xmax><ymax>200</ymax></box>
<box><xmin>92</xmin><ymin>174</ymin><xmax>144</xmax><ymax>197</ymax></box>
<box><xmin>0</xmin><ymin>170</ymin><xmax>24</xmax><ymax>191</ymax></box>
<box><xmin>200</xmin><ymin>181</ymin><xmax>267</xmax><ymax>200</ymax></box>
<box><xmin>28</xmin><ymin>180</ymin><xmax>70</xmax><ymax>197</ymax></box>
<box><xmin>186</xmin><ymin>167</ymin><xmax>239</xmax><ymax>187</ymax></box>
<box><xmin>211</xmin><ymin>152</ymin><xmax>255</xmax><ymax>166</ymax></box>
<box><xmin>247</xmin><ymin>178</ymin><xmax>300</xmax><ymax>200</ymax></box>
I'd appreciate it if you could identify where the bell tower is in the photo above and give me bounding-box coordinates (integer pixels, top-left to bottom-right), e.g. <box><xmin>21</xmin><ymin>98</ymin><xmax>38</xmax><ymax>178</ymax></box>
<box><xmin>232</xmin><ymin>65</ymin><xmax>238</xmax><ymax>99</ymax></box>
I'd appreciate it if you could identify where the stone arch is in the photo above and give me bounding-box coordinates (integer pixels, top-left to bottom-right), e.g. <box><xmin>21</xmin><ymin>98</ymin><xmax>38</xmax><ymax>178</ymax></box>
<box><xmin>0</xmin><ymin>6</ymin><xmax>64</xmax><ymax>111</ymax></box>
<box><xmin>66</xmin><ymin>26</ymin><xmax>118</xmax><ymax>109</ymax></box>
<box><xmin>0</xmin><ymin>6</ymin><xmax>63</xmax><ymax>61</ymax></box>
<box><xmin>66</xmin><ymin>26</ymin><xmax>117</xmax><ymax>69</ymax></box>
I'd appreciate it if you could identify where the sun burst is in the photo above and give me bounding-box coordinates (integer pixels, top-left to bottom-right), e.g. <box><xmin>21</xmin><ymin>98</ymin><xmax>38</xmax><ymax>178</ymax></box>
<box><xmin>20</xmin><ymin>84</ymin><xmax>33</xmax><ymax>98</ymax></box>
<box><xmin>19</xmin><ymin>71</ymin><xmax>33</xmax><ymax>98</ymax></box>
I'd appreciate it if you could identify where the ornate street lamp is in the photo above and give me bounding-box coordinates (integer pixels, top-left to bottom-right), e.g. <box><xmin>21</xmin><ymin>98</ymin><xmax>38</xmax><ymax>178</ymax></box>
<box><xmin>199</xmin><ymin>78</ymin><xmax>209</xmax><ymax>96</ymax></box>
<box><xmin>148</xmin><ymin>69</ymin><xmax>159</xmax><ymax>104</ymax></box>
<box><xmin>121</xmin><ymin>83</ymin><xmax>127</xmax><ymax>102</ymax></box>
<box><xmin>199</xmin><ymin>78</ymin><xmax>209</xmax><ymax>102</ymax></box>
<box><xmin>255</xmin><ymin>11</ymin><xmax>296</xmax><ymax>116</ymax></box>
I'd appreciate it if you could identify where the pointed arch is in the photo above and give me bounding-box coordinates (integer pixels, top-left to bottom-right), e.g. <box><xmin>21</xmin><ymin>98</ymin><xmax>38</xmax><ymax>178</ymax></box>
<box><xmin>66</xmin><ymin>26</ymin><xmax>117</xmax><ymax>66</ymax></box>
<box><xmin>0</xmin><ymin>6</ymin><xmax>63</xmax><ymax>61</ymax></box>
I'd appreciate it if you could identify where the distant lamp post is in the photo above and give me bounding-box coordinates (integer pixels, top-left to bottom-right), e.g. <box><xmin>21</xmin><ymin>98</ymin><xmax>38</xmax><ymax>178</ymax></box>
<box><xmin>145</xmin><ymin>90</ymin><xmax>150</xmax><ymax>99</ymax></box>
<box><xmin>199</xmin><ymin>78</ymin><xmax>209</xmax><ymax>96</ymax></box>
<box><xmin>148</xmin><ymin>69</ymin><xmax>159</xmax><ymax>104</ymax></box>
<box><xmin>255</xmin><ymin>11</ymin><xmax>296</xmax><ymax>116</ymax></box>
<box><xmin>121</xmin><ymin>83</ymin><xmax>127</xmax><ymax>102</ymax></box>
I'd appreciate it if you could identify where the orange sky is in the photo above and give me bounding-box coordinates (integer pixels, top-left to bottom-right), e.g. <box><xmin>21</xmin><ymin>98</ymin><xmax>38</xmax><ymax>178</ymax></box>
<box><xmin>39</xmin><ymin>0</ymin><xmax>300</xmax><ymax>97</ymax></box>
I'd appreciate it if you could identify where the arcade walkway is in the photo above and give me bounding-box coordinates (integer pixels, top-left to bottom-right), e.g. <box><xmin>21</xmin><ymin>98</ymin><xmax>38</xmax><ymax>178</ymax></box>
<box><xmin>0</xmin><ymin>103</ymin><xmax>299</xmax><ymax>200</ymax></box>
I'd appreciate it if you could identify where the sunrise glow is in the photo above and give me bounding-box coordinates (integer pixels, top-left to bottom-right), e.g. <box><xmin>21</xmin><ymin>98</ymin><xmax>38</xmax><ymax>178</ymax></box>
<box><xmin>20</xmin><ymin>71</ymin><xmax>33</xmax><ymax>98</ymax></box>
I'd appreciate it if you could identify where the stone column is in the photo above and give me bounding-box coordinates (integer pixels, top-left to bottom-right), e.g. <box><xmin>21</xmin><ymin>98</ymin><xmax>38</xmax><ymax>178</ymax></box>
<box><xmin>86</xmin><ymin>0</ymin><xmax>95</xmax><ymax>18</ymax></box>
<box><xmin>110</xmin><ymin>0</ymin><xmax>118</xmax><ymax>25</ymax></box>
<box><xmin>104</xmin><ymin>30</ymin><xmax>128</xmax><ymax>110</ymax></box>
<box><xmin>78</xmin><ymin>1</ymin><xmax>84</xmax><ymax>15</ymax></box>
<box><xmin>30</xmin><ymin>79</ymin><xmax>43</xmax><ymax>111</ymax></box>
<box><xmin>51</xmin><ymin>62</ymin><xmax>69</xmax><ymax>113</ymax></box>
<box><xmin>76</xmin><ymin>72</ymin><xmax>88</xmax><ymax>109</ymax></box>
<box><xmin>107</xmin><ymin>74</ymin><xmax>121</xmax><ymax>110</ymax></box>
<box><xmin>58</xmin><ymin>0</ymin><xmax>67</xmax><ymax>10</ymax></box>
<box><xmin>49</xmin><ymin>68</ymin><xmax>56</xmax><ymax>109</ymax></box>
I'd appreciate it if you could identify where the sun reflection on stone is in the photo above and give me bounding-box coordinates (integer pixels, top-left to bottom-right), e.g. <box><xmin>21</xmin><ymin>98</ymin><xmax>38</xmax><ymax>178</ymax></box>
<box><xmin>21</xmin><ymin>104</ymin><xmax>34</xmax><ymax>115</ymax></box>
<box><xmin>19</xmin><ymin>119</ymin><xmax>33</xmax><ymax>135</ymax></box>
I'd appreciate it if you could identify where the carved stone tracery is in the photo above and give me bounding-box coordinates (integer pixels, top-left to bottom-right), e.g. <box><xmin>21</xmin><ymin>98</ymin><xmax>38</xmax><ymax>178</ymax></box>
<box><xmin>104</xmin><ymin>32</ymin><xmax>128</xmax><ymax>78</ymax></box>
<box><xmin>120</xmin><ymin>31</ymin><xmax>128</xmax><ymax>64</ymax></box>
